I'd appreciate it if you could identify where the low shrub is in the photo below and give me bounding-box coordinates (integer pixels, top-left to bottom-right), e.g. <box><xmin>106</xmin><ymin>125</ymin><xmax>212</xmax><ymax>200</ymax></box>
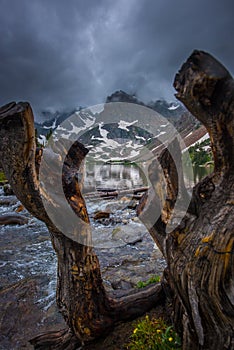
<box><xmin>136</xmin><ymin>275</ymin><xmax>161</xmax><ymax>288</ymax></box>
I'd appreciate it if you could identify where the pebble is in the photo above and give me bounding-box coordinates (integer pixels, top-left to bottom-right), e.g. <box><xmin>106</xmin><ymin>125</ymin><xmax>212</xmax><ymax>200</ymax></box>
<box><xmin>132</xmin><ymin>217</ymin><xmax>139</xmax><ymax>222</ymax></box>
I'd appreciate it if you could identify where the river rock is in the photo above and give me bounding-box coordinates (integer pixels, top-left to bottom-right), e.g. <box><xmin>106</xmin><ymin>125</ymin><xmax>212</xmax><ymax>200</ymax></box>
<box><xmin>0</xmin><ymin>213</ymin><xmax>28</xmax><ymax>225</ymax></box>
<box><xmin>93</xmin><ymin>211</ymin><xmax>111</xmax><ymax>220</ymax></box>
<box><xmin>131</xmin><ymin>216</ymin><xmax>140</xmax><ymax>222</ymax></box>
<box><xmin>105</xmin><ymin>202</ymin><xmax>125</xmax><ymax>212</ymax></box>
<box><xmin>112</xmin><ymin>225</ymin><xmax>145</xmax><ymax>244</ymax></box>
<box><xmin>127</xmin><ymin>199</ymin><xmax>138</xmax><ymax>209</ymax></box>
<box><xmin>15</xmin><ymin>204</ymin><xmax>25</xmax><ymax>213</ymax></box>
<box><xmin>0</xmin><ymin>196</ymin><xmax>19</xmax><ymax>206</ymax></box>
<box><xmin>119</xmin><ymin>196</ymin><xmax>130</xmax><ymax>202</ymax></box>
<box><xmin>3</xmin><ymin>184</ymin><xmax>14</xmax><ymax>196</ymax></box>
<box><xmin>111</xmin><ymin>279</ymin><xmax>134</xmax><ymax>290</ymax></box>
<box><xmin>0</xmin><ymin>278</ymin><xmax>65</xmax><ymax>350</ymax></box>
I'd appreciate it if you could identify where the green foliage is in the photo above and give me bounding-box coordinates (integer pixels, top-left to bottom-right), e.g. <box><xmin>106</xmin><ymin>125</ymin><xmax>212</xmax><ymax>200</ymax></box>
<box><xmin>126</xmin><ymin>316</ymin><xmax>181</xmax><ymax>350</ymax></box>
<box><xmin>46</xmin><ymin>128</ymin><xmax>53</xmax><ymax>141</ymax></box>
<box><xmin>136</xmin><ymin>275</ymin><xmax>161</xmax><ymax>288</ymax></box>
<box><xmin>0</xmin><ymin>171</ymin><xmax>7</xmax><ymax>182</ymax></box>
<box><xmin>35</xmin><ymin>128</ymin><xmax>53</xmax><ymax>147</ymax></box>
<box><xmin>188</xmin><ymin>139</ymin><xmax>212</xmax><ymax>166</ymax></box>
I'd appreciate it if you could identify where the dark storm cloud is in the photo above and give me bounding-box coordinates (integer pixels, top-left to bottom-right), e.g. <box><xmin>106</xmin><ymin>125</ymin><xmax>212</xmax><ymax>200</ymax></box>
<box><xmin>0</xmin><ymin>0</ymin><xmax>233</xmax><ymax>118</ymax></box>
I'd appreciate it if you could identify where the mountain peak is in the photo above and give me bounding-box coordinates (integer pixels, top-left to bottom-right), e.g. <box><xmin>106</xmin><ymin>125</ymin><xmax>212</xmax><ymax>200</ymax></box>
<box><xmin>106</xmin><ymin>90</ymin><xmax>144</xmax><ymax>105</ymax></box>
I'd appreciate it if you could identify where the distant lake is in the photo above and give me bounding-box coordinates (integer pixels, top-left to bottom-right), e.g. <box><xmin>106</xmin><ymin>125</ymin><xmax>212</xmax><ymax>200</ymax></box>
<box><xmin>83</xmin><ymin>161</ymin><xmax>214</xmax><ymax>194</ymax></box>
<box><xmin>83</xmin><ymin>162</ymin><xmax>148</xmax><ymax>192</ymax></box>
<box><xmin>183</xmin><ymin>163</ymin><xmax>214</xmax><ymax>188</ymax></box>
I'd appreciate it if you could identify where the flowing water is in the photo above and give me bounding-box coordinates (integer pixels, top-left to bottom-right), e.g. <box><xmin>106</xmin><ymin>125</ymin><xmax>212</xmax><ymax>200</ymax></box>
<box><xmin>0</xmin><ymin>162</ymin><xmax>213</xmax><ymax>297</ymax></box>
<box><xmin>0</xmin><ymin>164</ymin><xmax>165</xmax><ymax>308</ymax></box>
<box><xmin>0</xmin><ymin>161</ymin><xmax>214</xmax><ymax>349</ymax></box>
<box><xmin>0</xmin><ymin>186</ymin><xmax>57</xmax><ymax>309</ymax></box>
<box><xmin>0</xmin><ymin>181</ymin><xmax>166</xmax><ymax>349</ymax></box>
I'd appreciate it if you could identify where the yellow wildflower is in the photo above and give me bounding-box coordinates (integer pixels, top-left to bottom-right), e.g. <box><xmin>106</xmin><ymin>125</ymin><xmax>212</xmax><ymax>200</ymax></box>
<box><xmin>133</xmin><ymin>328</ymin><xmax>138</xmax><ymax>334</ymax></box>
<box><xmin>168</xmin><ymin>337</ymin><xmax>173</xmax><ymax>342</ymax></box>
<box><xmin>156</xmin><ymin>329</ymin><xmax>161</xmax><ymax>333</ymax></box>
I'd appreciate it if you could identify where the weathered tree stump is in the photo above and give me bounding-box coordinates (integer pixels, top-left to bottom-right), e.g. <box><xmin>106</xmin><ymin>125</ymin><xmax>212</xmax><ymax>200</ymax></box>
<box><xmin>0</xmin><ymin>101</ymin><xmax>164</xmax><ymax>349</ymax></box>
<box><xmin>168</xmin><ymin>50</ymin><xmax>234</xmax><ymax>349</ymax></box>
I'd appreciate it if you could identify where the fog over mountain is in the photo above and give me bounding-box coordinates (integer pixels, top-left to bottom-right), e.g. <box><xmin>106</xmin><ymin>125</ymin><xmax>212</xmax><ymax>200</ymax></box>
<box><xmin>0</xmin><ymin>0</ymin><xmax>233</xmax><ymax>119</ymax></box>
<box><xmin>35</xmin><ymin>90</ymin><xmax>200</xmax><ymax>147</ymax></box>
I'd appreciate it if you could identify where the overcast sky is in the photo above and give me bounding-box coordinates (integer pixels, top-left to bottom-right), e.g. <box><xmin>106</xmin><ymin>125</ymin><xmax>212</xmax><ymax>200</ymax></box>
<box><xmin>0</xmin><ymin>0</ymin><xmax>233</xmax><ymax>118</ymax></box>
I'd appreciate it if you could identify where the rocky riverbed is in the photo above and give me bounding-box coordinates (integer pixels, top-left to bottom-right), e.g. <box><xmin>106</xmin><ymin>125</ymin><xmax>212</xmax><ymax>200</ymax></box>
<box><xmin>0</xmin><ymin>186</ymin><xmax>166</xmax><ymax>349</ymax></box>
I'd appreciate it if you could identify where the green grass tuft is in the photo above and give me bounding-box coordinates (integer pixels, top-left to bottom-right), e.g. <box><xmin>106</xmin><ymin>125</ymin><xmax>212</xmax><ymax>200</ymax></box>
<box><xmin>136</xmin><ymin>275</ymin><xmax>161</xmax><ymax>288</ymax></box>
<box><xmin>0</xmin><ymin>171</ymin><xmax>7</xmax><ymax>182</ymax></box>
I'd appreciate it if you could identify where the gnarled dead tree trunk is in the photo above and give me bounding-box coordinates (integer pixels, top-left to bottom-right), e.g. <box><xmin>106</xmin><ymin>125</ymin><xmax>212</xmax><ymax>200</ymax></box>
<box><xmin>0</xmin><ymin>50</ymin><xmax>233</xmax><ymax>349</ymax></box>
<box><xmin>0</xmin><ymin>102</ymin><xmax>164</xmax><ymax>349</ymax></box>
<box><xmin>145</xmin><ymin>50</ymin><xmax>234</xmax><ymax>349</ymax></box>
<box><xmin>168</xmin><ymin>50</ymin><xmax>234</xmax><ymax>349</ymax></box>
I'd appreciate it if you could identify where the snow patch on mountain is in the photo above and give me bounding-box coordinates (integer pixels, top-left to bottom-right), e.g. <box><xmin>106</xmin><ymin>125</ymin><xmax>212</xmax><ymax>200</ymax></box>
<box><xmin>168</xmin><ymin>103</ymin><xmax>180</xmax><ymax>110</ymax></box>
<box><xmin>118</xmin><ymin>120</ymin><xmax>138</xmax><ymax>131</ymax></box>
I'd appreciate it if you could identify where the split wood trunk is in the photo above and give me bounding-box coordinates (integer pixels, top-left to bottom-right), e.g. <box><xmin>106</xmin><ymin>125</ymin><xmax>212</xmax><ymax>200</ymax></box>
<box><xmin>0</xmin><ymin>102</ymin><xmax>164</xmax><ymax>349</ymax></box>
<box><xmin>170</xmin><ymin>50</ymin><xmax>234</xmax><ymax>349</ymax></box>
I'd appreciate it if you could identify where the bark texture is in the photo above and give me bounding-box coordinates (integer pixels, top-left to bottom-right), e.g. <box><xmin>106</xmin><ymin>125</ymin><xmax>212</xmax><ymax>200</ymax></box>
<box><xmin>167</xmin><ymin>50</ymin><xmax>234</xmax><ymax>349</ymax></box>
